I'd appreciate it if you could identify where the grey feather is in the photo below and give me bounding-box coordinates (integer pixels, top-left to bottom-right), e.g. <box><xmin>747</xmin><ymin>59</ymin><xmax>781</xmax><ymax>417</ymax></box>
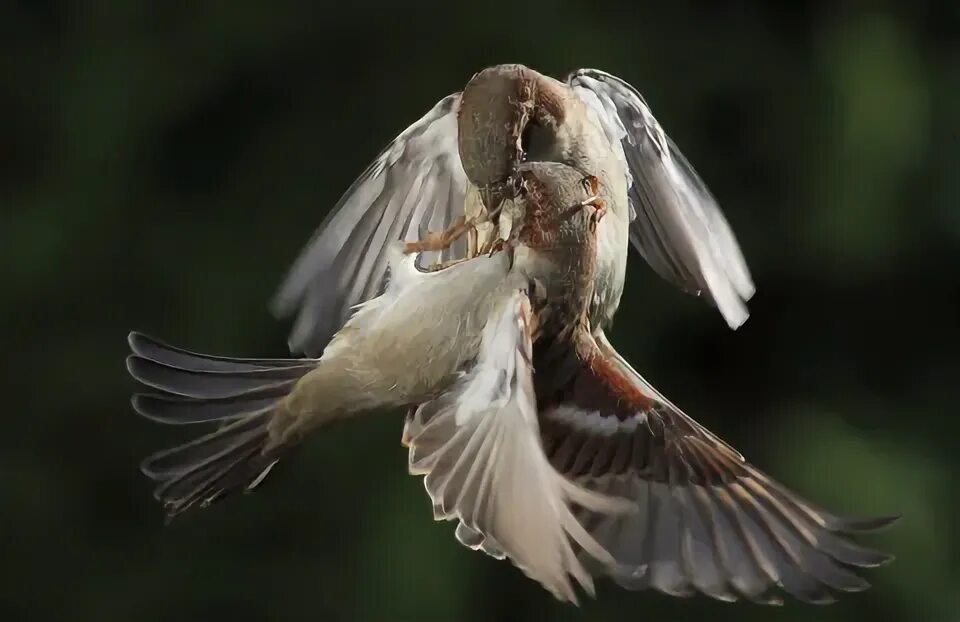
<box><xmin>540</xmin><ymin>329</ymin><xmax>895</xmax><ymax>603</ymax></box>
<box><xmin>272</xmin><ymin>94</ymin><xmax>468</xmax><ymax>356</ymax></box>
<box><xmin>568</xmin><ymin>68</ymin><xmax>755</xmax><ymax>329</ymax></box>
<box><xmin>128</xmin><ymin>333</ymin><xmax>315</xmax><ymax>517</ymax></box>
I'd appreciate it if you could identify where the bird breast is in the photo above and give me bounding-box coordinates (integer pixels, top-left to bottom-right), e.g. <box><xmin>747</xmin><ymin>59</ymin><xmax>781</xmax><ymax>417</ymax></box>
<box><xmin>509</xmin><ymin>162</ymin><xmax>601</xmax><ymax>328</ymax></box>
<box><xmin>456</xmin><ymin>63</ymin><xmax>629</xmax><ymax>331</ymax></box>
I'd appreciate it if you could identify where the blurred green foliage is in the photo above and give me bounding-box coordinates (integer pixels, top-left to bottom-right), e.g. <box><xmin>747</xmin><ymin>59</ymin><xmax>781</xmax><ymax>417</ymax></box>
<box><xmin>1</xmin><ymin>1</ymin><xmax>957</xmax><ymax>621</ymax></box>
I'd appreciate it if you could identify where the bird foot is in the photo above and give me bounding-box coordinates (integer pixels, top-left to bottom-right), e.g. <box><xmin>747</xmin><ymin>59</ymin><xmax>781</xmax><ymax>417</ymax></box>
<box><xmin>578</xmin><ymin>175</ymin><xmax>606</xmax><ymax>231</ymax></box>
<box><xmin>587</xmin><ymin>199</ymin><xmax>607</xmax><ymax>231</ymax></box>
<box><xmin>580</xmin><ymin>174</ymin><xmax>599</xmax><ymax>196</ymax></box>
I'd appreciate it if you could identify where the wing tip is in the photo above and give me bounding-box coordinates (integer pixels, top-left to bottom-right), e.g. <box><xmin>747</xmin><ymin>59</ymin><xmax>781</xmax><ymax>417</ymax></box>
<box><xmin>131</xmin><ymin>393</ymin><xmax>160</xmax><ymax>422</ymax></box>
<box><xmin>831</xmin><ymin>513</ymin><xmax>902</xmax><ymax>534</ymax></box>
<box><xmin>127</xmin><ymin>330</ymin><xmax>158</xmax><ymax>355</ymax></box>
<box><xmin>125</xmin><ymin>354</ymin><xmax>143</xmax><ymax>380</ymax></box>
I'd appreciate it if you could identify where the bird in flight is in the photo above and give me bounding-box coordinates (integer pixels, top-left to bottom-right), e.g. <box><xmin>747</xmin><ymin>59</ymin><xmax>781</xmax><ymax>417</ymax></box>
<box><xmin>127</xmin><ymin>64</ymin><xmax>896</xmax><ymax>606</ymax></box>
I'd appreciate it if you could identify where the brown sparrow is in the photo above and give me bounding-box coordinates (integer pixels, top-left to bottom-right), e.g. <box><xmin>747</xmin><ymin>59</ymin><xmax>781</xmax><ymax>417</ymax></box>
<box><xmin>271</xmin><ymin>64</ymin><xmax>754</xmax><ymax>357</ymax></box>
<box><xmin>128</xmin><ymin>66</ymin><xmax>894</xmax><ymax>606</ymax></box>
<box><xmin>399</xmin><ymin>164</ymin><xmax>896</xmax><ymax>604</ymax></box>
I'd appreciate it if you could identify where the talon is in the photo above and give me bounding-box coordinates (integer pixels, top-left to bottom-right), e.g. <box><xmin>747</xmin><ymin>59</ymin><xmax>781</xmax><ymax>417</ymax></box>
<box><xmin>589</xmin><ymin>200</ymin><xmax>607</xmax><ymax>231</ymax></box>
<box><xmin>580</xmin><ymin>175</ymin><xmax>599</xmax><ymax>196</ymax></box>
<box><xmin>592</xmin><ymin>199</ymin><xmax>607</xmax><ymax>222</ymax></box>
<box><xmin>487</xmin><ymin>238</ymin><xmax>506</xmax><ymax>256</ymax></box>
<box><xmin>576</xmin><ymin>175</ymin><xmax>605</xmax><ymax>231</ymax></box>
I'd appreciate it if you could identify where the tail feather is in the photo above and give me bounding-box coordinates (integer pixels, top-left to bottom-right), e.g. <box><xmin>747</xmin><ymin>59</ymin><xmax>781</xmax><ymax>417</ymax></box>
<box><xmin>128</xmin><ymin>332</ymin><xmax>310</xmax><ymax>370</ymax></box>
<box><xmin>140</xmin><ymin>412</ymin><xmax>270</xmax><ymax>478</ymax></box>
<box><xmin>131</xmin><ymin>393</ymin><xmax>280</xmax><ymax>425</ymax></box>
<box><xmin>127</xmin><ymin>331</ymin><xmax>315</xmax><ymax>518</ymax></box>
<box><xmin>144</xmin><ymin>413</ymin><xmax>275</xmax><ymax>515</ymax></box>
<box><xmin>126</xmin><ymin>355</ymin><xmax>307</xmax><ymax>399</ymax></box>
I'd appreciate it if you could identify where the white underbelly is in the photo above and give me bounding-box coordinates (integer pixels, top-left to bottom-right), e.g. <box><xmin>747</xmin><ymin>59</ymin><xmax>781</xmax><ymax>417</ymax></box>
<box><xmin>591</xmin><ymin>203</ymin><xmax>628</xmax><ymax>330</ymax></box>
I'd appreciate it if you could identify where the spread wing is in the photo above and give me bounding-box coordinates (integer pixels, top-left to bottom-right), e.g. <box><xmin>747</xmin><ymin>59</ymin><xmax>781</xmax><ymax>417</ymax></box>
<box><xmin>403</xmin><ymin>291</ymin><xmax>630</xmax><ymax>604</ymax></box>
<box><xmin>272</xmin><ymin>94</ymin><xmax>469</xmax><ymax>356</ymax></box>
<box><xmin>568</xmin><ymin>68</ymin><xmax>755</xmax><ymax>329</ymax></box>
<box><xmin>535</xmin><ymin>329</ymin><xmax>897</xmax><ymax>604</ymax></box>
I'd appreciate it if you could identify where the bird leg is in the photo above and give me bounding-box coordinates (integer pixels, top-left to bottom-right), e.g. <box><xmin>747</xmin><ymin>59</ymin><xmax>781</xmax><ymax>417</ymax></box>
<box><xmin>404</xmin><ymin>215</ymin><xmax>473</xmax><ymax>255</ymax></box>
<box><xmin>587</xmin><ymin>199</ymin><xmax>607</xmax><ymax>231</ymax></box>
<box><xmin>486</xmin><ymin>238</ymin><xmax>506</xmax><ymax>257</ymax></box>
<box><xmin>464</xmin><ymin>185</ymin><xmax>492</xmax><ymax>258</ymax></box>
<box><xmin>405</xmin><ymin>185</ymin><xmax>519</xmax><ymax>265</ymax></box>
<box><xmin>466</xmin><ymin>227</ymin><xmax>479</xmax><ymax>259</ymax></box>
<box><xmin>478</xmin><ymin>232</ymin><xmax>506</xmax><ymax>257</ymax></box>
<box><xmin>577</xmin><ymin>175</ymin><xmax>606</xmax><ymax>231</ymax></box>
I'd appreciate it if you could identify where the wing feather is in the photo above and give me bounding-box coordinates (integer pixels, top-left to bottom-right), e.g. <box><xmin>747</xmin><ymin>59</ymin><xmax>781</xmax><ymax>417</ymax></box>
<box><xmin>273</xmin><ymin>94</ymin><xmax>468</xmax><ymax>355</ymax></box>
<box><xmin>405</xmin><ymin>291</ymin><xmax>630</xmax><ymax>604</ymax></box>
<box><xmin>534</xmin><ymin>328</ymin><xmax>897</xmax><ymax>603</ymax></box>
<box><xmin>568</xmin><ymin>68</ymin><xmax>755</xmax><ymax>329</ymax></box>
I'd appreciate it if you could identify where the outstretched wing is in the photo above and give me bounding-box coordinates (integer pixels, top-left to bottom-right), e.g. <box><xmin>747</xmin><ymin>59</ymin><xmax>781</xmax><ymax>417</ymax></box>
<box><xmin>568</xmin><ymin>68</ymin><xmax>755</xmax><ymax>329</ymax></box>
<box><xmin>403</xmin><ymin>291</ymin><xmax>630</xmax><ymax>604</ymax></box>
<box><xmin>272</xmin><ymin>94</ymin><xmax>468</xmax><ymax>356</ymax></box>
<box><xmin>534</xmin><ymin>329</ymin><xmax>897</xmax><ymax>604</ymax></box>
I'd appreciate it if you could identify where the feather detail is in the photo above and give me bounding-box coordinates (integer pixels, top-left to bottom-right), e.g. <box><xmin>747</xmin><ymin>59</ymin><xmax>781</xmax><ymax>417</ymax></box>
<box><xmin>405</xmin><ymin>290</ymin><xmax>631</xmax><ymax>604</ymax></box>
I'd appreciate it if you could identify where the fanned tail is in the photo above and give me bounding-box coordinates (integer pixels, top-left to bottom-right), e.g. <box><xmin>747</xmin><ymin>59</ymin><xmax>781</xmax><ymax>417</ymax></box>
<box><xmin>126</xmin><ymin>332</ymin><xmax>316</xmax><ymax>518</ymax></box>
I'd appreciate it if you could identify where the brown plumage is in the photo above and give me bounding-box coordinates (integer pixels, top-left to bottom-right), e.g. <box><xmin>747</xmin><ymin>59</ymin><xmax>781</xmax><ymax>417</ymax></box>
<box><xmin>531</xmin><ymin>328</ymin><xmax>897</xmax><ymax>604</ymax></box>
<box><xmin>401</xmin><ymin>160</ymin><xmax>897</xmax><ymax>605</ymax></box>
<box><xmin>128</xmin><ymin>63</ymin><xmax>896</xmax><ymax>606</ymax></box>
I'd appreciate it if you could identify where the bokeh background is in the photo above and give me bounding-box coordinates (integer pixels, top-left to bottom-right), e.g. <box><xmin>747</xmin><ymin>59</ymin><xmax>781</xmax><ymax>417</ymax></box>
<box><xmin>2</xmin><ymin>1</ymin><xmax>958</xmax><ymax>621</ymax></box>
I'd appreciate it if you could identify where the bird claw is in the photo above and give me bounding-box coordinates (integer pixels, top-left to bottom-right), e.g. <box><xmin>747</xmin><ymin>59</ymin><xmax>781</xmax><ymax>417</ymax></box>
<box><xmin>578</xmin><ymin>175</ymin><xmax>605</xmax><ymax>231</ymax></box>
<box><xmin>580</xmin><ymin>175</ymin><xmax>599</xmax><ymax>196</ymax></box>
<box><xmin>588</xmin><ymin>199</ymin><xmax>607</xmax><ymax>231</ymax></box>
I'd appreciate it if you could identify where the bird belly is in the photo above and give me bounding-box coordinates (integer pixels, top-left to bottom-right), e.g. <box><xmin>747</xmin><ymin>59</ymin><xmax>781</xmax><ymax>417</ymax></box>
<box><xmin>591</xmin><ymin>208</ymin><xmax>628</xmax><ymax>330</ymax></box>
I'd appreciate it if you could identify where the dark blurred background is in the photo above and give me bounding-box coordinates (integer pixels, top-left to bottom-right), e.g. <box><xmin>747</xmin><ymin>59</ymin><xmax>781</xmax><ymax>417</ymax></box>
<box><xmin>2</xmin><ymin>1</ymin><xmax>957</xmax><ymax>620</ymax></box>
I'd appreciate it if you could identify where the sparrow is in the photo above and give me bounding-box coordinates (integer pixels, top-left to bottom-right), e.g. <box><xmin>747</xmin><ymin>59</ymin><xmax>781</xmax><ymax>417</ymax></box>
<box><xmin>271</xmin><ymin>64</ymin><xmax>755</xmax><ymax>358</ymax></box>
<box><xmin>128</xmin><ymin>65</ymin><xmax>896</xmax><ymax>605</ymax></box>
<box><xmin>128</xmin><ymin>160</ymin><xmax>624</xmax><ymax>589</ymax></box>
<box><xmin>399</xmin><ymin>171</ymin><xmax>896</xmax><ymax>605</ymax></box>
